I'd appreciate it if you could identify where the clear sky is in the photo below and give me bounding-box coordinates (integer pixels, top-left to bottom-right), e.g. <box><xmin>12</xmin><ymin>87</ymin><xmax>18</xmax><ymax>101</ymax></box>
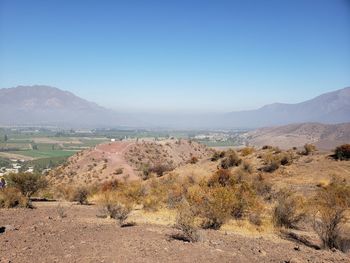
<box><xmin>0</xmin><ymin>0</ymin><xmax>349</xmax><ymax>112</ymax></box>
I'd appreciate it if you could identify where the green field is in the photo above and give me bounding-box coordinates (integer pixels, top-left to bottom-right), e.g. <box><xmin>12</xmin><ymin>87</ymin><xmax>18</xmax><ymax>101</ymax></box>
<box><xmin>9</xmin><ymin>149</ymin><xmax>77</xmax><ymax>158</ymax></box>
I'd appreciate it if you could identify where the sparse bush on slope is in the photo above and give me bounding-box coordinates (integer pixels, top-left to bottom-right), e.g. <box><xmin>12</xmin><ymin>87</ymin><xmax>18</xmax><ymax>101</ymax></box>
<box><xmin>312</xmin><ymin>180</ymin><xmax>350</xmax><ymax>252</ymax></box>
<box><xmin>0</xmin><ymin>187</ymin><xmax>29</xmax><ymax>208</ymax></box>
<box><xmin>73</xmin><ymin>186</ymin><xmax>90</xmax><ymax>205</ymax></box>
<box><xmin>220</xmin><ymin>150</ymin><xmax>242</xmax><ymax>169</ymax></box>
<box><xmin>334</xmin><ymin>144</ymin><xmax>350</xmax><ymax>160</ymax></box>
<box><xmin>97</xmin><ymin>191</ymin><xmax>132</xmax><ymax>226</ymax></box>
<box><xmin>172</xmin><ymin>200</ymin><xmax>200</xmax><ymax>242</ymax></box>
<box><xmin>273</xmin><ymin>190</ymin><xmax>305</xmax><ymax>229</ymax></box>
<box><xmin>5</xmin><ymin>172</ymin><xmax>47</xmax><ymax>198</ymax></box>
<box><xmin>301</xmin><ymin>144</ymin><xmax>317</xmax><ymax>156</ymax></box>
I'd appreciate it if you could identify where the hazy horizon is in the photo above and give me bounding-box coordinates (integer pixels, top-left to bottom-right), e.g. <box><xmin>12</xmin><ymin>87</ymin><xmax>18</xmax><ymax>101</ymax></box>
<box><xmin>1</xmin><ymin>0</ymin><xmax>350</xmax><ymax>112</ymax></box>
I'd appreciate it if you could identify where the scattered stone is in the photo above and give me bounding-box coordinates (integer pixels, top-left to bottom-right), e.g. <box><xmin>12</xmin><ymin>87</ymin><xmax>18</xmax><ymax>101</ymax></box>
<box><xmin>294</xmin><ymin>245</ymin><xmax>300</xmax><ymax>251</ymax></box>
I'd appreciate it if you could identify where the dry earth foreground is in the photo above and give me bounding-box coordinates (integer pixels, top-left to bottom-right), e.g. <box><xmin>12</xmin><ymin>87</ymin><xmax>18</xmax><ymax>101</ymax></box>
<box><xmin>1</xmin><ymin>140</ymin><xmax>350</xmax><ymax>263</ymax></box>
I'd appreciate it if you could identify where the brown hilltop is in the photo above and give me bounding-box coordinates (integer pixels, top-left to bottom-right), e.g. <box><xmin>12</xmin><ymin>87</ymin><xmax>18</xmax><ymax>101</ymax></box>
<box><xmin>48</xmin><ymin>139</ymin><xmax>212</xmax><ymax>186</ymax></box>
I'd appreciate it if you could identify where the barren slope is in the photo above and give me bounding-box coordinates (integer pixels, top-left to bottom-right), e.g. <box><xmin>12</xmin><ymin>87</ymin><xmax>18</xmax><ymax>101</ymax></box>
<box><xmin>49</xmin><ymin>139</ymin><xmax>212</xmax><ymax>186</ymax></box>
<box><xmin>246</xmin><ymin>122</ymin><xmax>350</xmax><ymax>150</ymax></box>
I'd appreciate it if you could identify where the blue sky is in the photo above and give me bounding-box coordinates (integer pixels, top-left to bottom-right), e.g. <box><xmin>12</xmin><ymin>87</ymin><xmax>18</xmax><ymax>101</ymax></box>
<box><xmin>0</xmin><ymin>0</ymin><xmax>349</xmax><ymax>112</ymax></box>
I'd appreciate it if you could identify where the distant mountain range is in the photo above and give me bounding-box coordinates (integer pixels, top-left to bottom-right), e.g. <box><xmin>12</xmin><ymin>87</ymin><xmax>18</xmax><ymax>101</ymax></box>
<box><xmin>0</xmin><ymin>86</ymin><xmax>127</xmax><ymax>127</ymax></box>
<box><xmin>223</xmin><ymin>86</ymin><xmax>350</xmax><ymax>128</ymax></box>
<box><xmin>0</xmin><ymin>85</ymin><xmax>349</xmax><ymax>129</ymax></box>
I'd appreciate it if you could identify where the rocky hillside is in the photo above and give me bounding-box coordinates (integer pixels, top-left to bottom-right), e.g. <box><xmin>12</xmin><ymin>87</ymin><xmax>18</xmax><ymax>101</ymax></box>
<box><xmin>49</xmin><ymin>139</ymin><xmax>212</xmax><ymax>186</ymax></box>
<box><xmin>245</xmin><ymin>122</ymin><xmax>350</xmax><ymax>150</ymax></box>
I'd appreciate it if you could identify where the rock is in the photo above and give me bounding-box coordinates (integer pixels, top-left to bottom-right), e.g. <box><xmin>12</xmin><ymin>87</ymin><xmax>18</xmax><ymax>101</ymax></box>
<box><xmin>0</xmin><ymin>225</ymin><xmax>18</xmax><ymax>233</ymax></box>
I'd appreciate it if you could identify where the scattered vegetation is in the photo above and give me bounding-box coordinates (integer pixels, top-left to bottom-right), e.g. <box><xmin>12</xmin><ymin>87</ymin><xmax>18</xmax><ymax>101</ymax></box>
<box><xmin>5</xmin><ymin>172</ymin><xmax>47</xmax><ymax>198</ymax></box>
<box><xmin>333</xmin><ymin>144</ymin><xmax>350</xmax><ymax>160</ymax></box>
<box><xmin>301</xmin><ymin>144</ymin><xmax>317</xmax><ymax>156</ymax></box>
<box><xmin>0</xmin><ymin>187</ymin><xmax>29</xmax><ymax>208</ymax></box>
<box><xmin>312</xmin><ymin>180</ymin><xmax>350</xmax><ymax>252</ymax></box>
<box><xmin>273</xmin><ymin>190</ymin><xmax>305</xmax><ymax>229</ymax></box>
<box><xmin>73</xmin><ymin>186</ymin><xmax>90</xmax><ymax>205</ymax></box>
<box><xmin>210</xmin><ymin>150</ymin><xmax>225</xmax><ymax>161</ymax></box>
<box><xmin>240</xmin><ymin>147</ymin><xmax>255</xmax><ymax>156</ymax></box>
<box><xmin>97</xmin><ymin>191</ymin><xmax>132</xmax><ymax>226</ymax></box>
<box><xmin>261</xmin><ymin>151</ymin><xmax>294</xmax><ymax>173</ymax></box>
<box><xmin>220</xmin><ymin>150</ymin><xmax>242</xmax><ymax>169</ymax></box>
<box><xmin>171</xmin><ymin>201</ymin><xmax>200</xmax><ymax>242</ymax></box>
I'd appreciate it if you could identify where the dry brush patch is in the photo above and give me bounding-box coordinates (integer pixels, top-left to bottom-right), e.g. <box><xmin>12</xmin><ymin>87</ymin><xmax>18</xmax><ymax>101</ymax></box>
<box><xmin>311</xmin><ymin>180</ymin><xmax>350</xmax><ymax>252</ymax></box>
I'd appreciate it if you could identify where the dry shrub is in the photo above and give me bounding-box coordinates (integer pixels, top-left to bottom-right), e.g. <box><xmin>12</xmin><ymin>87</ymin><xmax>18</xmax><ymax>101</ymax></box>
<box><xmin>56</xmin><ymin>203</ymin><xmax>67</xmax><ymax>219</ymax></box>
<box><xmin>240</xmin><ymin>147</ymin><xmax>255</xmax><ymax>156</ymax></box>
<box><xmin>207</xmin><ymin>169</ymin><xmax>235</xmax><ymax>187</ymax></box>
<box><xmin>262</xmin><ymin>145</ymin><xmax>273</xmax><ymax>150</ymax></box>
<box><xmin>200</xmin><ymin>187</ymin><xmax>235</xmax><ymax>229</ymax></box>
<box><xmin>220</xmin><ymin>150</ymin><xmax>242</xmax><ymax>169</ymax></box>
<box><xmin>273</xmin><ymin>190</ymin><xmax>305</xmax><ymax>229</ymax></box>
<box><xmin>261</xmin><ymin>151</ymin><xmax>293</xmax><ymax>173</ymax></box>
<box><xmin>73</xmin><ymin>187</ymin><xmax>89</xmax><ymax>205</ymax></box>
<box><xmin>334</xmin><ymin>144</ymin><xmax>350</xmax><ymax>160</ymax></box>
<box><xmin>252</xmin><ymin>174</ymin><xmax>272</xmax><ymax>200</ymax></box>
<box><xmin>143</xmin><ymin>163</ymin><xmax>174</xmax><ymax>178</ymax></box>
<box><xmin>301</xmin><ymin>144</ymin><xmax>317</xmax><ymax>156</ymax></box>
<box><xmin>172</xmin><ymin>200</ymin><xmax>200</xmax><ymax>242</ymax></box>
<box><xmin>5</xmin><ymin>172</ymin><xmax>47</xmax><ymax>198</ymax></box>
<box><xmin>0</xmin><ymin>187</ymin><xmax>29</xmax><ymax>208</ymax></box>
<box><xmin>101</xmin><ymin>179</ymin><xmax>120</xmax><ymax>192</ymax></box>
<box><xmin>249</xmin><ymin>212</ymin><xmax>262</xmax><ymax>226</ymax></box>
<box><xmin>241</xmin><ymin>160</ymin><xmax>253</xmax><ymax>173</ymax></box>
<box><xmin>188</xmin><ymin>156</ymin><xmax>199</xmax><ymax>164</ymax></box>
<box><xmin>142</xmin><ymin>195</ymin><xmax>160</xmax><ymax>212</ymax></box>
<box><xmin>120</xmin><ymin>181</ymin><xmax>145</xmax><ymax>204</ymax></box>
<box><xmin>210</xmin><ymin>151</ymin><xmax>225</xmax><ymax>161</ymax></box>
<box><xmin>114</xmin><ymin>168</ymin><xmax>123</xmax><ymax>175</ymax></box>
<box><xmin>97</xmin><ymin>191</ymin><xmax>132</xmax><ymax>226</ymax></box>
<box><xmin>185</xmin><ymin>168</ymin><xmax>260</xmax><ymax>230</ymax></box>
<box><xmin>312</xmin><ymin>181</ymin><xmax>350</xmax><ymax>251</ymax></box>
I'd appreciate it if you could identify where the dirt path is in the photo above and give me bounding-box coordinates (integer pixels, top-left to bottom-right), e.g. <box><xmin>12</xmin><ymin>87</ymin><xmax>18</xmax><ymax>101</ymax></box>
<box><xmin>95</xmin><ymin>142</ymin><xmax>138</xmax><ymax>180</ymax></box>
<box><xmin>0</xmin><ymin>202</ymin><xmax>348</xmax><ymax>263</ymax></box>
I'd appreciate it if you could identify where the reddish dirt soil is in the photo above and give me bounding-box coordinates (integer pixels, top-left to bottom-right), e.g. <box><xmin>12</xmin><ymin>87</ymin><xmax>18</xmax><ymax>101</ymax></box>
<box><xmin>49</xmin><ymin>140</ymin><xmax>212</xmax><ymax>186</ymax></box>
<box><xmin>1</xmin><ymin>202</ymin><xmax>349</xmax><ymax>263</ymax></box>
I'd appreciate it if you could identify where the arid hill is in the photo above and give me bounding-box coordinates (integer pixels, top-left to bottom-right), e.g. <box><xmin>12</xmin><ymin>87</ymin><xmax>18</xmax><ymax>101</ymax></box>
<box><xmin>245</xmin><ymin>122</ymin><xmax>350</xmax><ymax>150</ymax></box>
<box><xmin>48</xmin><ymin>139</ymin><xmax>212</xmax><ymax>186</ymax></box>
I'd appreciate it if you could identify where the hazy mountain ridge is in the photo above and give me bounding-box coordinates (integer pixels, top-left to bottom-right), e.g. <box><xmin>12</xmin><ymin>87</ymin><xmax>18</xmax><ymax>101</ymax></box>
<box><xmin>0</xmin><ymin>85</ymin><xmax>127</xmax><ymax>127</ymax></box>
<box><xmin>0</xmin><ymin>85</ymin><xmax>349</xmax><ymax>128</ymax></box>
<box><xmin>225</xmin><ymin>87</ymin><xmax>350</xmax><ymax>128</ymax></box>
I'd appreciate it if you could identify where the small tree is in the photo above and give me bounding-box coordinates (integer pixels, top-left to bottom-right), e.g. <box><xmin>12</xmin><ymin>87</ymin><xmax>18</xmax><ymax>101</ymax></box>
<box><xmin>5</xmin><ymin>172</ymin><xmax>47</xmax><ymax>198</ymax></box>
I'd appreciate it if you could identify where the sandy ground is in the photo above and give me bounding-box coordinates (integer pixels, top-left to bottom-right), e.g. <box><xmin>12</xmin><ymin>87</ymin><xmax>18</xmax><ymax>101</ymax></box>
<box><xmin>1</xmin><ymin>202</ymin><xmax>349</xmax><ymax>263</ymax></box>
